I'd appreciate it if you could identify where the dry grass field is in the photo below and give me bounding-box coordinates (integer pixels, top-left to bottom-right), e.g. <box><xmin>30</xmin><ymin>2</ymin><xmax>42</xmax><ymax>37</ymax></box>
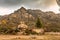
<box><xmin>0</xmin><ymin>32</ymin><xmax>60</xmax><ymax>40</ymax></box>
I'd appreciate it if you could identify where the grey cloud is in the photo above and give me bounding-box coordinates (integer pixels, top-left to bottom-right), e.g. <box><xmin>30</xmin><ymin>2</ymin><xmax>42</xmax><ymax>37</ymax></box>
<box><xmin>0</xmin><ymin>0</ymin><xmax>56</xmax><ymax>9</ymax></box>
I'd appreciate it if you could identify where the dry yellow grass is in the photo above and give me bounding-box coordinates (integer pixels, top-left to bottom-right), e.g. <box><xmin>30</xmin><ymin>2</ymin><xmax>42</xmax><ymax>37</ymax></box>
<box><xmin>0</xmin><ymin>34</ymin><xmax>60</xmax><ymax>40</ymax></box>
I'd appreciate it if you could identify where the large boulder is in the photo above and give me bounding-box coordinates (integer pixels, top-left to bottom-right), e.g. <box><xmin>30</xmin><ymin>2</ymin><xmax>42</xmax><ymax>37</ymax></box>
<box><xmin>32</xmin><ymin>28</ymin><xmax>44</xmax><ymax>35</ymax></box>
<box><xmin>18</xmin><ymin>21</ymin><xmax>28</xmax><ymax>29</ymax></box>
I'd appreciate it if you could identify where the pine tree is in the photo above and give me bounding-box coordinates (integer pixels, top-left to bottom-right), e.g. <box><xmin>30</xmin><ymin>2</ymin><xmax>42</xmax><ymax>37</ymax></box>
<box><xmin>36</xmin><ymin>17</ymin><xmax>42</xmax><ymax>28</ymax></box>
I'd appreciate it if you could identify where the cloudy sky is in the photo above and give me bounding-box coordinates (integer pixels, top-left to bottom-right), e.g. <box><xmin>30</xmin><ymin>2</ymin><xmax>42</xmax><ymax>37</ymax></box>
<box><xmin>0</xmin><ymin>0</ymin><xmax>59</xmax><ymax>15</ymax></box>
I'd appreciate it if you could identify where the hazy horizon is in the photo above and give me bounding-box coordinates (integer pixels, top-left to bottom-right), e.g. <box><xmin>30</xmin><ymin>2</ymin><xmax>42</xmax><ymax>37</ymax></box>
<box><xmin>0</xmin><ymin>0</ymin><xmax>60</xmax><ymax>15</ymax></box>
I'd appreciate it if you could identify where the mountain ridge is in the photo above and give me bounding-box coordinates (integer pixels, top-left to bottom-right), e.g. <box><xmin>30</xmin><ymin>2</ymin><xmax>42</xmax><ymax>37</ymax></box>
<box><xmin>0</xmin><ymin>7</ymin><xmax>60</xmax><ymax>31</ymax></box>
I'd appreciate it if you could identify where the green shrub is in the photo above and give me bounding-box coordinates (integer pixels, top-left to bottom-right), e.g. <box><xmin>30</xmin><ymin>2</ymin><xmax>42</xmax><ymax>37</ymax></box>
<box><xmin>0</xmin><ymin>26</ymin><xmax>20</xmax><ymax>34</ymax></box>
<box><xmin>25</xmin><ymin>29</ymin><xmax>37</xmax><ymax>35</ymax></box>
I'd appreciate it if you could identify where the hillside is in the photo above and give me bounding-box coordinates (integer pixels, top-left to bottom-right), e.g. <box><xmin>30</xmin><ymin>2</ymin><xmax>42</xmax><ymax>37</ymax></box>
<box><xmin>0</xmin><ymin>7</ymin><xmax>60</xmax><ymax>32</ymax></box>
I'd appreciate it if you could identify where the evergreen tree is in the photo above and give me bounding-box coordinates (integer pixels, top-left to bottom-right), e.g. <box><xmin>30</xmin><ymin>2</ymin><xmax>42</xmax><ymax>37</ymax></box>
<box><xmin>35</xmin><ymin>17</ymin><xmax>42</xmax><ymax>28</ymax></box>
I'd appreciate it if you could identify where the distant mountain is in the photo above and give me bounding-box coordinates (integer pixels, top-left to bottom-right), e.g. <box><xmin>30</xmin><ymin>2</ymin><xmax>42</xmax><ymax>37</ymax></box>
<box><xmin>0</xmin><ymin>7</ymin><xmax>60</xmax><ymax>32</ymax></box>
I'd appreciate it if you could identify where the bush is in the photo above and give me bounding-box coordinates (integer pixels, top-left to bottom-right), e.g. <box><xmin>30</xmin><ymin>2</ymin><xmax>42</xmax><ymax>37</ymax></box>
<box><xmin>0</xmin><ymin>26</ymin><xmax>20</xmax><ymax>34</ymax></box>
<box><xmin>25</xmin><ymin>29</ymin><xmax>38</xmax><ymax>35</ymax></box>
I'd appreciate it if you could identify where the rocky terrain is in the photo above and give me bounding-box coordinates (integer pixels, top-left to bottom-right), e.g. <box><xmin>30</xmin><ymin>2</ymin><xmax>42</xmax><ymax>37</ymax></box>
<box><xmin>0</xmin><ymin>7</ymin><xmax>60</xmax><ymax>40</ymax></box>
<box><xmin>0</xmin><ymin>7</ymin><xmax>60</xmax><ymax>32</ymax></box>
